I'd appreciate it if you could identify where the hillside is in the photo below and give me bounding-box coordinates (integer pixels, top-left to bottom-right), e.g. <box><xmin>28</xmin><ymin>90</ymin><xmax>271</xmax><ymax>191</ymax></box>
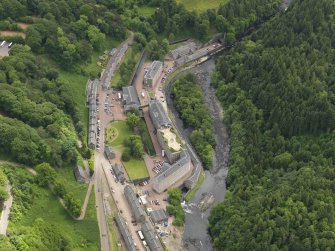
<box><xmin>209</xmin><ymin>0</ymin><xmax>335</xmax><ymax>249</ymax></box>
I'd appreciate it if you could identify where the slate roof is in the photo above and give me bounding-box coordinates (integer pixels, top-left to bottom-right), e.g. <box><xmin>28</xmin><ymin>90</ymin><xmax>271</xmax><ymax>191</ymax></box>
<box><xmin>115</xmin><ymin>214</ymin><xmax>137</xmax><ymax>251</ymax></box>
<box><xmin>141</xmin><ymin>221</ymin><xmax>164</xmax><ymax>251</ymax></box>
<box><xmin>149</xmin><ymin>100</ymin><xmax>171</xmax><ymax>129</ymax></box>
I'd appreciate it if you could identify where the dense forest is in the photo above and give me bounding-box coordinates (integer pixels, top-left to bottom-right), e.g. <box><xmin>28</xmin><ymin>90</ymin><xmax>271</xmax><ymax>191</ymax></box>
<box><xmin>209</xmin><ymin>0</ymin><xmax>335</xmax><ymax>249</ymax></box>
<box><xmin>172</xmin><ymin>74</ymin><xmax>215</xmax><ymax>169</ymax></box>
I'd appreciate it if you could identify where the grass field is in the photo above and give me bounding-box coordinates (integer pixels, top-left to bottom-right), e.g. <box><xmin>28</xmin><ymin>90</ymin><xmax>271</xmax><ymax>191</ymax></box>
<box><xmin>16</xmin><ymin>187</ymin><xmax>99</xmax><ymax>250</ymax></box>
<box><xmin>176</xmin><ymin>0</ymin><xmax>228</xmax><ymax>12</ymax></box>
<box><xmin>57</xmin><ymin>167</ymin><xmax>88</xmax><ymax>202</ymax></box>
<box><xmin>122</xmin><ymin>159</ymin><xmax>148</xmax><ymax>180</ymax></box>
<box><xmin>4</xmin><ymin>165</ymin><xmax>100</xmax><ymax>250</ymax></box>
<box><xmin>107</xmin><ymin>121</ymin><xmax>149</xmax><ymax>180</ymax></box>
<box><xmin>42</xmin><ymin>37</ymin><xmax>121</xmax><ymax>139</ymax></box>
<box><xmin>137</xmin><ymin>6</ymin><xmax>157</xmax><ymax>17</ymax></box>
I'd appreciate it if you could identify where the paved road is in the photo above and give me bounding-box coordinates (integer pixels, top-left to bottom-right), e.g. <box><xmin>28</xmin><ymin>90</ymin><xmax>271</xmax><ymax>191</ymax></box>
<box><xmin>0</xmin><ymin>183</ymin><xmax>12</xmax><ymax>235</ymax></box>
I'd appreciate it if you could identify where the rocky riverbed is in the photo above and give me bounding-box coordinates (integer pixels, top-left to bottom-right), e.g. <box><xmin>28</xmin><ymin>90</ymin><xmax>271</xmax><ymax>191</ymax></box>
<box><xmin>166</xmin><ymin>59</ymin><xmax>230</xmax><ymax>251</ymax></box>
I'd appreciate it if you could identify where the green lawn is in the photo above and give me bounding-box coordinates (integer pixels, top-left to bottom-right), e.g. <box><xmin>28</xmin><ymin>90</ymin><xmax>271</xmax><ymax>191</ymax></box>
<box><xmin>57</xmin><ymin>167</ymin><xmax>88</xmax><ymax>202</ymax></box>
<box><xmin>107</xmin><ymin>121</ymin><xmax>133</xmax><ymax>147</ymax></box>
<box><xmin>122</xmin><ymin>159</ymin><xmax>149</xmax><ymax>180</ymax></box>
<box><xmin>107</xmin><ymin>121</ymin><xmax>149</xmax><ymax>180</ymax></box>
<box><xmin>4</xmin><ymin>165</ymin><xmax>100</xmax><ymax>251</ymax></box>
<box><xmin>137</xmin><ymin>6</ymin><xmax>157</xmax><ymax>17</ymax></box>
<box><xmin>16</xmin><ymin>187</ymin><xmax>99</xmax><ymax>251</ymax></box>
<box><xmin>176</xmin><ymin>0</ymin><xmax>228</xmax><ymax>12</ymax></box>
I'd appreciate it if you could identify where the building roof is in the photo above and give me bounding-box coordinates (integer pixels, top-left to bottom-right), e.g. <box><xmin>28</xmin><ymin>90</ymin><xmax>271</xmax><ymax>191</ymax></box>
<box><xmin>104</xmin><ymin>146</ymin><xmax>115</xmax><ymax>155</ymax></box>
<box><xmin>144</xmin><ymin>61</ymin><xmax>162</xmax><ymax>80</ymax></box>
<box><xmin>153</xmin><ymin>151</ymin><xmax>190</xmax><ymax>183</ymax></box>
<box><xmin>115</xmin><ymin>214</ymin><xmax>137</xmax><ymax>251</ymax></box>
<box><xmin>124</xmin><ymin>185</ymin><xmax>146</xmax><ymax>223</ymax></box>
<box><xmin>141</xmin><ymin>221</ymin><xmax>164</xmax><ymax>251</ymax></box>
<box><xmin>149</xmin><ymin>100</ymin><xmax>171</xmax><ymax>129</ymax></box>
<box><xmin>168</xmin><ymin>42</ymin><xmax>196</xmax><ymax>59</ymax></box>
<box><xmin>150</xmin><ymin>209</ymin><xmax>168</xmax><ymax>223</ymax></box>
<box><xmin>74</xmin><ymin>165</ymin><xmax>87</xmax><ymax>183</ymax></box>
<box><xmin>113</xmin><ymin>163</ymin><xmax>123</xmax><ymax>175</ymax></box>
<box><xmin>122</xmin><ymin>86</ymin><xmax>140</xmax><ymax>106</ymax></box>
<box><xmin>159</xmin><ymin>128</ymin><xmax>182</xmax><ymax>152</ymax></box>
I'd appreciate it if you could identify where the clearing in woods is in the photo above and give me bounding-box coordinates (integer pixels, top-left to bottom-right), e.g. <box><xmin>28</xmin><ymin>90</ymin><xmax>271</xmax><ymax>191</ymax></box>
<box><xmin>176</xmin><ymin>0</ymin><xmax>228</xmax><ymax>12</ymax></box>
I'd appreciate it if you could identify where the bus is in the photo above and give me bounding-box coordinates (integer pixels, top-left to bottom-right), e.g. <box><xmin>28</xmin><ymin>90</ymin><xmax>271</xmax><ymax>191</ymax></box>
<box><xmin>137</xmin><ymin>230</ymin><xmax>144</xmax><ymax>240</ymax></box>
<box><xmin>0</xmin><ymin>41</ymin><xmax>6</xmax><ymax>47</ymax></box>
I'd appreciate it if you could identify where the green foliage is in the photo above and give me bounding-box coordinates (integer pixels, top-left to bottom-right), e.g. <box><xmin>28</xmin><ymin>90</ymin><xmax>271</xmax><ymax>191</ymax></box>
<box><xmin>209</xmin><ymin>0</ymin><xmax>335</xmax><ymax>249</ymax></box>
<box><xmin>64</xmin><ymin>192</ymin><xmax>82</xmax><ymax>218</ymax></box>
<box><xmin>126</xmin><ymin>112</ymin><xmax>155</xmax><ymax>156</ymax></box>
<box><xmin>0</xmin><ymin>169</ymin><xmax>9</xmax><ymax>202</ymax></box>
<box><xmin>88</xmin><ymin>159</ymin><xmax>94</xmax><ymax>175</ymax></box>
<box><xmin>166</xmin><ymin>188</ymin><xmax>185</xmax><ymax>226</ymax></box>
<box><xmin>0</xmin><ymin>164</ymin><xmax>99</xmax><ymax>250</ymax></box>
<box><xmin>35</xmin><ymin>163</ymin><xmax>57</xmax><ymax>187</ymax></box>
<box><xmin>172</xmin><ymin>74</ymin><xmax>215</xmax><ymax>169</ymax></box>
<box><xmin>124</xmin><ymin>135</ymin><xmax>144</xmax><ymax>159</ymax></box>
<box><xmin>126</xmin><ymin>112</ymin><xmax>141</xmax><ymax>130</ymax></box>
<box><xmin>121</xmin><ymin>148</ymin><xmax>131</xmax><ymax>162</ymax></box>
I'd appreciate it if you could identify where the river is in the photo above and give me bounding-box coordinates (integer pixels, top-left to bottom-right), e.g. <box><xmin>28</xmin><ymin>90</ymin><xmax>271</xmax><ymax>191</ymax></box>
<box><xmin>166</xmin><ymin>59</ymin><xmax>230</xmax><ymax>251</ymax></box>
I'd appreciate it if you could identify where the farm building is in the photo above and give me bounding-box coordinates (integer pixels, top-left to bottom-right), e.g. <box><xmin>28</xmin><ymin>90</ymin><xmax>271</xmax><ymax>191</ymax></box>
<box><xmin>152</xmin><ymin>151</ymin><xmax>191</xmax><ymax>193</ymax></box>
<box><xmin>150</xmin><ymin>209</ymin><xmax>168</xmax><ymax>224</ymax></box>
<box><xmin>122</xmin><ymin>86</ymin><xmax>140</xmax><ymax>113</ymax></box>
<box><xmin>115</xmin><ymin>214</ymin><xmax>137</xmax><ymax>251</ymax></box>
<box><xmin>143</xmin><ymin>61</ymin><xmax>163</xmax><ymax>87</ymax></box>
<box><xmin>74</xmin><ymin>165</ymin><xmax>88</xmax><ymax>183</ymax></box>
<box><xmin>112</xmin><ymin>163</ymin><xmax>126</xmax><ymax>184</ymax></box>
<box><xmin>149</xmin><ymin>100</ymin><xmax>172</xmax><ymax>129</ymax></box>
<box><xmin>104</xmin><ymin>146</ymin><xmax>116</xmax><ymax>160</ymax></box>
<box><xmin>124</xmin><ymin>185</ymin><xmax>146</xmax><ymax>223</ymax></box>
<box><xmin>141</xmin><ymin>221</ymin><xmax>164</xmax><ymax>251</ymax></box>
<box><xmin>167</xmin><ymin>41</ymin><xmax>196</xmax><ymax>60</ymax></box>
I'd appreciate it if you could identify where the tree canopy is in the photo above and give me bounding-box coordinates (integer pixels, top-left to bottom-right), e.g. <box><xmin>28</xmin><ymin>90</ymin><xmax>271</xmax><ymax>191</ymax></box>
<box><xmin>209</xmin><ymin>0</ymin><xmax>335</xmax><ymax>250</ymax></box>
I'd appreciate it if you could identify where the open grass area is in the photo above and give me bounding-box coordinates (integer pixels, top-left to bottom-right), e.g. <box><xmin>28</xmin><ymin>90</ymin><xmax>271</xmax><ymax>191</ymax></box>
<box><xmin>16</xmin><ymin>187</ymin><xmax>99</xmax><ymax>250</ymax></box>
<box><xmin>176</xmin><ymin>0</ymin><xmax>228</xmax><ymax>12</ymax></box>
<box><xmin>4</xmin><ymin>165</ymin><xmax>100</xmax><ymax>251</ymax></box>
<box><xmin>107</xmin><ymin>121</ymin><xmax>149</xmax><ymax>180</ymax></box>
<box><xmin>107</xmin><ymin>121</ymin><xmax>133</xmax><ymax>147</ymax></box>
<box><xmin>57</xmin><ymin>167</ymin><xmax>88</xmax><ymax>202</ymax></box>
<box><xmin>185</xmin><ymin>171</ymin><xmax>205</xmax><ymax>202</ymax></box>
<box><xmin>137</xmin><ymin>6</ymin><xmax>157</xmax><ymax>17</ymax></box>
<box><xmin>122</xmin><ymin>159</ymin><xmax>149</xmax><ymax>180</ymax></box>
<box><xmin>41</xmin><ymin>37</ymin><xmax>121</xmax><ymax>139</ymax></box>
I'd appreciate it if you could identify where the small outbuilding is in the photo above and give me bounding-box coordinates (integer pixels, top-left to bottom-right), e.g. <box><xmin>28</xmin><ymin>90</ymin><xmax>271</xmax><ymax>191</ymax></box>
<box><xmin>112</xmin><ymin>163</ymin><xmax>126</xmax><ymax>184</ymax></box>
<box><xmin>104</xmin><ymin>146</ymin><xmax>116</xmax><ymax>160</ymax></box>
<box><xmin>150</xmin><ymin>209</ymin><xmax>168</xmax><ymax>224</ymax></box>
<box><xmin>74</xmin><ymin>165</ymin><xmax>88</xmax><ymax>183</ymax></box>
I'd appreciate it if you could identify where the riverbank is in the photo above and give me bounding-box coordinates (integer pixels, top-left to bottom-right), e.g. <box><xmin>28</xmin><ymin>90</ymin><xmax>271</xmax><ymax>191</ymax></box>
<box><xmin>165</xmin><ymin>59</ymin><xmax>230</xmax><ymax>251</ymax></box>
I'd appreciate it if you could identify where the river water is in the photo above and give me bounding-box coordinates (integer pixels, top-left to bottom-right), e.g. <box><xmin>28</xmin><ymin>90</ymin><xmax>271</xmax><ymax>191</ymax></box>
<box><xmin>166</xmin><ymin>59</ymin><xmax>230</xmax><ymax>251</ymax></box>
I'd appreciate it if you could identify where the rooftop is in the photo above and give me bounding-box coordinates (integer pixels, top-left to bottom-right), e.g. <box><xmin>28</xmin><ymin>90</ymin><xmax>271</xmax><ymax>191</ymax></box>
<box><xmin>153</xmin><ymin>152</ymin><xmax>190</xmax><ymax>183</ymax></box>
<box><xmin>141</xmin><ymin>221</ymin><xmax>164</xmax><ymax>251</ymax></box>
<box><xmin>149</xmin><ymin>100</ymin><xmax>171</xmax><ymax>129</ymax></box>
<box><xmin>159</xmin><ymin>127</ymin><xmax>181</xmax><ymax>152</ymax></box>
<box><xmin>144</xmin><ymin>60</ymin><xmax>162</xmax><ymax>79</ymax></box>
<box><xmin>122</xmin><ymin>86</ymin><xmax>140</xmax><ymax>106</ymax></box>
<box><xmin>115</xmin><ymin>214</ymin><xmax>137</xmax><ymax>251</ymax></box>
<box><xmin>150</xmin><ymin>209</ymin><xmax>168</xmax><ymax>223</ymax></box>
